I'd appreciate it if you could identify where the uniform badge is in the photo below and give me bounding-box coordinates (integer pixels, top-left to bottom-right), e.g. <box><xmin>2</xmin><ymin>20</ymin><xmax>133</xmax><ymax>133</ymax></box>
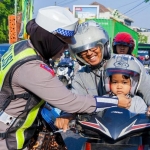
<box><xmin>40</xmin><ymin>64</ymin><xmax>55</xmax><ymax>76</ymax></box>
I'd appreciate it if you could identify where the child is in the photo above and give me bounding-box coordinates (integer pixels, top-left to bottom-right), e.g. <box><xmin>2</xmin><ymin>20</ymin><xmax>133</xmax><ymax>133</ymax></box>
<box><xmin>103</xmin><ymin>54</ymin><xmax>147</xmax><ymax>114</ymax></box>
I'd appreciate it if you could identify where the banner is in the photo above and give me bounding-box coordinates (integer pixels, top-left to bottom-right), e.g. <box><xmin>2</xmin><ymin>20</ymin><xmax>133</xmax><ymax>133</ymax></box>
<box><xmin>73</xmin><ymin>5</ymin><xmax>99</xmax><ymax>24</ymax></box>
<box><xmin>18</xmin><ymin>0</ymin><xmax>34</xmax><ymax>39</ymax></box>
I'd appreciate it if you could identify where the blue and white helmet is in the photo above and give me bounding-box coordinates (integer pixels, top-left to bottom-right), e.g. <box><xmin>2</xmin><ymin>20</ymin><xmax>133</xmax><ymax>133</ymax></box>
<box><xmin>104</xmin><ymin>54</ymin><xmax>141</xmax><ymax>96</ymax></box>
<box><xmin>36</xmin><ymin>6</ymin><xmax>79</xmax><ymax>44</ymax></box>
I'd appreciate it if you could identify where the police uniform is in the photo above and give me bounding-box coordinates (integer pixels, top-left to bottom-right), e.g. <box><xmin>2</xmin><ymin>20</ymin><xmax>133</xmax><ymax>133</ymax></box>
<box><xmin>0</xmin><ymin>40</ymin><xmax>96</xmax><ymax>150</ymax></box>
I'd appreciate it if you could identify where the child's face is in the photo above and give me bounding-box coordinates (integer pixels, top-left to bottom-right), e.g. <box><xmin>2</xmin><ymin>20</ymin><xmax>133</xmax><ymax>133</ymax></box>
<box><xmin>110</xmin><ymin>74</ymin><xmax>131</xmax><ymax>95</ymax></box>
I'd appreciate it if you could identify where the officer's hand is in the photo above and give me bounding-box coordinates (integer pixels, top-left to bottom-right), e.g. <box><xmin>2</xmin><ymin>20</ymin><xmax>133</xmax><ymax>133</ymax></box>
<box><xmin>55</xmin><ymin>118</ymin><xmax>71</xmax><ymax>132</ymax></box>
<box><xmin>117</xmin><ymin>94</ymin><xmax>131</xmax><ymax>109</ymax></box>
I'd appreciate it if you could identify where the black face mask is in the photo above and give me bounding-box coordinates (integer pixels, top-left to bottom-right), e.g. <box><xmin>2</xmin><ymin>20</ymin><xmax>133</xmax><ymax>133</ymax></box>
<box><xmin>26</xmin><ymin>19</ymin><xmax>66</xmax><ymax>60</ymax></box>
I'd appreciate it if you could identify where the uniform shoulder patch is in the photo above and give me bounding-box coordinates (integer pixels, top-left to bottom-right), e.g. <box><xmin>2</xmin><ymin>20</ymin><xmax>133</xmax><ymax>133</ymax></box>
<box><xmin>40</xmin><ymin>64</ymin><xmax>55</xmax><ymax>76</ymax></box>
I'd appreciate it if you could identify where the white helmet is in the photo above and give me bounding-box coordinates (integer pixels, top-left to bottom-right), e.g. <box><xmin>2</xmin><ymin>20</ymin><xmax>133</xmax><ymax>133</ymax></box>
<box><xmin>69</xmin><ymin>20</ymin><xmax>110</xmax><ymax>66</ymax></box>
<box><xmin>104</xmin><ymin>54</ymin><xmax>141</xmax><ymax>96</ymax></box>
<box><xmin>145</xmin><ymin>55</ymin><xmax>149</xmax><ymax>59</ymax></box>
<box><xmin>35</xmin><ymin>6</ymin><xmax>79</xmax><ymax>44</ymax></box>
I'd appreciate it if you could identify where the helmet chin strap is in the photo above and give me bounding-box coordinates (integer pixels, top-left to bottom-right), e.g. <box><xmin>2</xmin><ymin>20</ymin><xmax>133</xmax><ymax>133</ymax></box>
<box><xmin>90</xmin><ymin>59</ymin><xmax>106</xmax><ymax>71</ymax></box>
<box><xmin>109</xmin><ymin>92</ymin><xmax>132</xmax><ymax>98</ymax></box>
<box><xmin>127</xmin><ymin>48</ymin><xmax>132</xmax><ymax>55</ymax></box>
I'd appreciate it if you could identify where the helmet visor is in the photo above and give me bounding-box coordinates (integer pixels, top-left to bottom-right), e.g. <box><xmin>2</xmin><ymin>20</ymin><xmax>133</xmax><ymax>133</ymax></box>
<box><xmin>105</xmin><ymin>68</ymin><xmax>139</xmax><ymax>77</ymax></box>
<box><xmin>72</xmin><ymin>40</ymin><xmax>103</xmax><ymax>54</ymax></box>
<box><xmin>114</xmin><ymin>42</ymin><xmax>130</xmax><ymax>47</ymax></box>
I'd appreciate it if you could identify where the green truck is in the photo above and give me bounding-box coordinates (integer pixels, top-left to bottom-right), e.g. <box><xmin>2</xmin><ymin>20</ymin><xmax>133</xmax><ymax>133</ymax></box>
<box><xmin>89</xmin><ymin>19</ymin><xmax>139</xmax><ymax>56</ymax></box>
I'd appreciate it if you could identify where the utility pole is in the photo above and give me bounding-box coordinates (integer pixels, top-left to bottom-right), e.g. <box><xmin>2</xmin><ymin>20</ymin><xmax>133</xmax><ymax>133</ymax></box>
<box><xmin>55</xmin><ymin>1</ymin><xmax>56</xmax><ymax>5</ymax></box>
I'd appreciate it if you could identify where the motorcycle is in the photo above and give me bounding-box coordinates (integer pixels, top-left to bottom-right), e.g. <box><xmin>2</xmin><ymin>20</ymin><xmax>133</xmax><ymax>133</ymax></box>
<box><xmin>69</xmin><ymin>107</ymin><xmax>150</xmax><ymax>150</ymax></box>
<box><xmin>56</xmin><ymin>61</ymin><xmax>74</xmax><ymax>89</ymax></box>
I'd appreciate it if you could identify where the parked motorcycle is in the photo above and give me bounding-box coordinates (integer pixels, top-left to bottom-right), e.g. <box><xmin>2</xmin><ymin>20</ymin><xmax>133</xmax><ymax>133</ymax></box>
<box><xmin>56</xmin><ymin>61</ymin><xmax>74</xmax><ymax>89</ymax></box>
<box><xmin>72</xmin><ymin>107</ymin><xmax>150</xmax><ymax>150</ymax></box>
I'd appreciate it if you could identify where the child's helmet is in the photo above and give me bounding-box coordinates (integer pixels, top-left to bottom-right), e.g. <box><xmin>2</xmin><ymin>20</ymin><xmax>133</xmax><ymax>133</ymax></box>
<box><xmin>104</xmin><ymin>54</ymin><xmax>141</xmax><ymax>96</ymax></box>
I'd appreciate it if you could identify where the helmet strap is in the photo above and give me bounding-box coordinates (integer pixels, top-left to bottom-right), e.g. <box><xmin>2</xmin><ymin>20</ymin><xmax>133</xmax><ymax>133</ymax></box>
<box><xmin>76</xmin><ymin>58</ymin><xmax>85</xmax><ymax>66</ymax></box>
<box><xmin>103</xmin><ymin>42</ymin><xmax>110</xmax><ymax>60</ymax></box>
<box><xmin>90</xmin><ymin>59</ymin><xmax>106</xmax><ymax>71</ymax></box>
<box><xmin>109</xmin><ymin>92</ymin><xmax>132</xmax><ymax>98</ymax></box>
<box><xmin>113</xmin><ymin>46</ymin><xmax>117</xmax><ymax>54</ymax></box>
<box><xmin>127</xmin><ymin>48</ymin><xmax>132</xmax><ymax>55</ymax></box>
<box><xmin>130</xmin><ymin>76</ymin><xmax>139</xmax><ymax>96</ymax></box>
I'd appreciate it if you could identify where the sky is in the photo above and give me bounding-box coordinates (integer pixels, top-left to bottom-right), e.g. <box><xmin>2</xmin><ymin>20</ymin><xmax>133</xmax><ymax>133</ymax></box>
<box><xmin>33</xmin><ymin>0</ymin><xmax>150</xmax><ymax>29</ymax></box>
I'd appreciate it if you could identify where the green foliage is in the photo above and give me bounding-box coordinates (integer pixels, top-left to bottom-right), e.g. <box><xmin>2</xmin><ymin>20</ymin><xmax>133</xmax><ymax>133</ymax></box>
<box><xmin>138</xmin><ymin>33</ymin><xmax>148</xmax><ymax>44</ymax></box>
<box><xmin>0</xmin><ymin>30</ymin><xmax>7</xmax><ymax>41</ymax></box>
<box><xmin>0</xmin><ymin>0</ymin><xmax>21</xmax><ymax>43</ymax></box>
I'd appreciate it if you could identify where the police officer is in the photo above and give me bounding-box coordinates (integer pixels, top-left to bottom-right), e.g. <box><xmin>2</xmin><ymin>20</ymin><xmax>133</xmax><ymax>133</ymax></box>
<box><xmin>59</xmin><ymin>50</ymin><xmax>74</xmax><ymax>76</ymax></box>
<box><xmin>0</xmin><ymin>6</ymin><xmax>130</xmax><ymax>150</ymax></box>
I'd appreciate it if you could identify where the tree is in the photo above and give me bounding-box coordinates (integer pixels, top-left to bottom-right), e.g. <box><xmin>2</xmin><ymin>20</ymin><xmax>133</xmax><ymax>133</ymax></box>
<box><xmin>138</xmin><ymin>33</ymin><xmax>148</xmax><ymax>44</ymax></box>
<box><xmin>0</xmin><ymin>0</ymin><xmax>21</xmax><ymax>43</ymax></box>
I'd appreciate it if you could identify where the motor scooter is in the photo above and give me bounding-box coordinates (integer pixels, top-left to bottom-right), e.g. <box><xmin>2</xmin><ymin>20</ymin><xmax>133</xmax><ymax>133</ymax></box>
<box><xmin>72</xmin><ymin>107</ymin><xmax>150</xmax><ymax>150</ymax></box>
<box><xmin>56</xmin><ymin>61</ymin><xmax>74</xmax><ymax>89</ymax></box>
